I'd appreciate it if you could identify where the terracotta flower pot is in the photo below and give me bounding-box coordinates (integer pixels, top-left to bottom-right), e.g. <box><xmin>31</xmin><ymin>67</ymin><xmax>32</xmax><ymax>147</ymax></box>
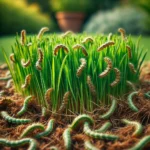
<box><xmin>56</xmin><ymin>12</ymin><xmax>85</xmax><ymax>32</ymax></box>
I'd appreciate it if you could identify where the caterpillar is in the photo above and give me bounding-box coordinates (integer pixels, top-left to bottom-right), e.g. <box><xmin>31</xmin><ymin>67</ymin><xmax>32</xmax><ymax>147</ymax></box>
<box><xmin>95</xmin><ymin>121</ymin><xmax>112</xmax><ymax>133</ymax></box>
<box><xmin>84</xmin><ymin>140</ymin><xmax>99</xmax><ymax>150</ymax></box>
<box><xmin>21</xmin><ymin>74</ymin><xmax>32</xmax><ymax>89</ymax></box>
<box><xmin>129</xmin><ymin>135</ymin><xmax>150</xmax><ymax>150</ymax></box>
<box><xmin>144</xmin><ymin>91</ymin><xmax>150</xmax><ymax>99</ymax></box>
<box><xmin>126</xmin><ymin>45</ymin><xmax>132</xmax><ymax>59</ymax></box>
<box><xmin>73</xmin><ymin>44</ymin><xmax>88</xmax><ymax>56</ymax></box>
<box><xmin>0</xmin><ymin>138</ymin><xmax>37</xmax><ymax>150</ymax></box>
<box><xmin>35</xmin><ymin>61</ymin><xmax>42</xmax><ymax>70</ymax></box>
<box><xmin>41</xmin><ymin>107</ymin><xmax>47</xmax><ymax>117</ymax></box>
<box><xmin>20</xmin><ymin>123</ymin><xmax>45</xmax><ymax>138</ymax></box>
<box><xmin>37</xmin><ymin>27</ymin><xmax>49</xmax><ymax>39</ymax></box>
<box><xmin>21</xmin><ymin>30</ymin><xmax>26</xmax><ymax>45</ymax></box>
<box><xmin>87</xmin><ymin>75</ymin><xmax>97</xmax><ymax>98</ymax></box>
<box><xmin>21</xmin><ymin>59</ymin><xmax>31</xmax><ymax>67</ymax></box>
<box><xmin>45</xmin><ymin>88</ymin><xmax>54</xmax><ymax>108</ymax></box>
<box><xmin>17</xmin><ymin>95</ymin><xmax>33</xmax><ymax>116</ymax></box>
<box><xmin>54</xmin><ymin>44</ymin><xmax>69</xmax><ymax>56</ymax></box>
<box><xmin>69</xmin><ymin>114</ymin><xmax>94</xmax><ymax>130</ymax></box>
<box><xmin>0</xmin><ymin>75</ymin><xmax>12</xmax><ymax>81</ymax></box>
<box><xmin>27</xmin><ymin>42</ymin><xmax>32</xmax><ymax>47</ymax></box>
<box><xmin>82</xmin><ymin>37</ymin><xmax>94</xmax><ymax>44</ymax></box>
<box><xmin>83</xmin><ymin>122</ymin><xmax>118</xmax><ymax>141</ymax></box>
<box><xmin>61</xmin><ymin>30</ymin><xmax>74</xmax><ymax>38</ymax></box>
<box><xmin>57</xmin><ymin>91</ymin><xmax>70</xmax><ymax>114</ymax></box>
<box><xmin>129</xmin><ymin>63</ymin><xmax>137</xmax><ymax>74</ymax></box>
<box><xmin>118</xmin><ymin>28</ymin><xmax>126</xmax><ymax>40</ymax></box>
<box><xmin>99</xmin><ymin>57</ymin><xmax>112</xmax><ymax>78</ymax></box>
<box><xmin>126</xmin><ymin>80</ymin><xmax>137</xmax><ymax>91</ymax></box>
<box><xmin>97</xmin><ymin>41</ymin><xmax>115</xmax><ymax>51</ymax></box>
<box><xmin>110</xmin><ymin>68</ymin><xmax>121</xmax><ymax>87</ymax></box>
<box><xmin>50</xmin><ymin>146</ymin><xmax>58</xmax><ymax>150</ymax></box>
<box><xmin>5</xmin><ymin>79</ymin><xmax>13</xmax><ymax>89</ymax></box>
<box><xmin>128</xmin><ymin>91</ymin><xmax>139</xmax><ymax>112</ymax></box>
<box><xmin>107</xmin><ymin>33</ymin><xmax>112</xmax><ymax>41</ymax></box>
<box><xmin>76</xmin><ymin>58</ymin><xmax>87</xmax><ymax>77</ymax></box>
<box><xmin>10</xmin><ymin>53</ymin><xmax>15</xmax><ymax>63</ymax></box>
<box><xmin>37</xmin><ymin>48</ymin><xmax>44</xmax><ymax>63</ymax></box>
<box><xmin>121</xmin><ymin>119</ymin><xmax>143</xmax><ymax>137</ymax></box>
<box><xmin>63</xmin><ymin>128</ymin><xmax>72</xmax><ymax>150</ymax></box>
<box><xmin>35</xmin><ymin>119</ymin><xmax>55</xmax><ymax>139</ymax></box>
<box><xmin>99</xmin><ymin>98</ymin><xmax>117</xmax><ymax>119</ymax></box>
<box><xmin>1</xmin><ymin>111</ymin><xmax>31</xmax><ymax>124</ymax></box>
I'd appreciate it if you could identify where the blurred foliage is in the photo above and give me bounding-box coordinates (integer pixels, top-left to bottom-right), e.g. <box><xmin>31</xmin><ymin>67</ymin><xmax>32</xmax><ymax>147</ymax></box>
<box><xmin>84</xmin><ymin>6</ymin><xmax>150</xmax><ymax>35</ymax></box>
<box><xmin>0</xmin><ymin>0</ymin><xmax>56</xmax><ymax>35</ymax></box>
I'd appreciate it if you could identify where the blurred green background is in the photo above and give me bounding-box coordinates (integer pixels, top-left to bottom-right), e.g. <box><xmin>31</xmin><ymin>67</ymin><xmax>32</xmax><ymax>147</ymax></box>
<box><xmin>0</xmin><ymin>0</ymin><xmax>150</xmax><ymax>64</ymax></box>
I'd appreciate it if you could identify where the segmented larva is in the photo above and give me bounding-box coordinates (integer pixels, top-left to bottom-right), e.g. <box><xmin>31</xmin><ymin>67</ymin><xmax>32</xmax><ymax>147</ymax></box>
<box><xmin>0</xmin><ymin>75</ymin><xmax>12</xmax><ymax>81</ymax></box>
<box><xmin>128</xmin><ymin>91</ymin><xmax>139</xmax><ymax>112</ymax></box>
<box><xmin>54</xmin><ymin>44</ymin><xmax>69</xmax><ymax>56</ymax></box>
<box><xmin>37</xmin><ymin>27</ymin><xmax>49</xmax><ymax>39</ymax></box>
<box><xmin>21</xmin><ymin>59</ymin><xmax>31</xmax><ymax>67</ymax></box>
<box><xmin>84</xmin><ymin>140</ymin><xmax>99</xmax><ymax>150</ymax></box>
<box><xmin>126</xmin><ymin>80</ymin><xmax>137</xmax><ymax>91</ymax></box>
<box><xmin>10</xmin><ymin>53</ymin><xmax>15</xmax><ymax>63</ymax></box>
<box><xmin>0</xmin><ymin>138</ymin><xmax>37</xmax><ymax>150</ymax></box>
<box><xmin>76</xmin><ymin>58</ymin><xmax>87</xmax><ymax>77</ymax></box>
<box><xmin>0</xmin><ymin>111</ymin><xmax>31</xmax><ymax>124</ymax></box>
<box><xmin>21</xmin><ymin>74</ymin><xmax>32</xmax><ymax>89</ymax></box>
<box><xmin>42</xmin><ymin>107</ymin><xmax>47</xmax><ymax>117</ymax></box>
<box><xmin>129</xmin><ymin>63</ymin><xmax>137</xmax><ymax>74</ymax></box>
<box><xmin>99</xmin><ymin>57</ymin><xmax>112</xmax><ymax>78</ymax></box>
<box><xmin>107</xmin><ymin>33</ymin><xmax>112</xmax><ymax>41</ymax></box>
<box><xmin>129</xmin><ymin>135</ymin><xmax>150</xmax><ymax>150</ymax></box>
<box><xmin>69</xmin><ymin>114</ymin><xmax>94</xmax><ymax>130</ymax></box>
<box><xmin>82</xmin><ymin>37</ymin><xmax>94</xmax><ymax>44</ymax></box>
<box><xmin>83</xmin><ymin>122</ymin><xmax>118</xmax><ymax>141</ymax></box>
<box><xmin>144</xmin><ymin>91</ymin><xmax>150</xmax><ymax>99</ymax></box>
<box><xmin>63</xmin><ymin>128</ymin><xmax>72</xmax><ymax>150</ymax></box>
<box><xmin>95</xmin><ymin>121</ymin><xmax>112</xmax><ymax>133</ymax></box>
<box><xmin>99</xmin><ymin>98</ymin><xmax>117</xmax><ymax>119</ymax></box>
<box><xmin>37</xmin><ymin>48</ymin><xmax>44</xmax><ymax>63</ymax></box>
<box><xmin>97</xmin><ymin>41</ymin><xmax>115</xmax><ymax>51</ymax></box>
<box><xmin>20</xmin><ymin>123</ymin><xmax>45</xmax><ymax>138</ymax></box>
<box><xmin>110</xmin><ymin>68</ymin><xmax>121</xmax><ymax>87</ymax></box>
<box><xmin>122</xmin><ymin>119</ymin><xmax>143</xmax><ymax>137</ymax></box>
<box><xmin>5</xmin><ymin>79</ymin><xmax>13</xmax><ymax>89</ymax></box>
<box><xmin>61</xmin><ymin>30</ymin><xmax>74</xmax><ymax>38</ymax></box>
<box><xmin>35</xmin><ymin>119</ymin><xmax>55</xmax><ymax>139</ymax></box>
<box><xmin>87</xmin><ymin>75</ymin><xmax>97</xmax><ymax>98</ymax></box>
<box><xmin>118</xmin><ymin>28</ymin><xmax>126</xmax><ymax>40</ymax></box>
<box><xmin>21</xmin><ymin>30</ymin><xmax>26</xmax><ymax>45</ymax></box>
<box><xmin>17</xmin><ymin>95</ymin><xmax>33</xmax><ymax>117</ymax></box>
<box><xmin>35</xmin><ymin>61</ymin><xmax>42</xmax><ymax>70</ymax></box>
<box><xmin>126</xmin><ymin>45</ymin><xmax>132</xmax><ymax>59</ymax></box>
<box><xmin>45</xmin><ymin>88</ymin><xmax>53</xmax><ymax>108</ymax></box>
<box><xmin>72</xmin><ymin>44</ymin><xmax>88</xmax><ymax>56</ymax></box>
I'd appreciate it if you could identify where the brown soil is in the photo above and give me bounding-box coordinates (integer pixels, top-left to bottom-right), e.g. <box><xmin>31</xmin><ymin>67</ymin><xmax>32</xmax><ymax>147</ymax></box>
<box><xmin>0</xmin><ymin>63</ymin><xmax>150</xmax><ymax>150</ymax></box>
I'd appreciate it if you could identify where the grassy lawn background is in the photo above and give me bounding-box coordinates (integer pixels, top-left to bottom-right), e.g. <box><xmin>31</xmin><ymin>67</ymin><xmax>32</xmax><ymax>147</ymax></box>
<box><xmin>0</xmin><ymin>35</ymin><xmax>150</xmax><ymax>64</ymax></box>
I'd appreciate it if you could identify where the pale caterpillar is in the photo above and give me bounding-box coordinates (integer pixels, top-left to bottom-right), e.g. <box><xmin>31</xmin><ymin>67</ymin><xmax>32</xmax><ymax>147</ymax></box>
<box><xmin>84</xmin><ymin>140</ymin><xmax>98</xmax><ymax>150</ymax></box>
<box><xmin>20</xmin><ymin>123</ymin><xmax>45</xmax><ymax>138</ymax></box>
<box><xmin>41</xmin><ymin>107</ymin><xmax>47</xmax><ymax>117</ymax></box>
<box><xmin>54</xmin><ymin>44</ymin><xmax>69</xmax><ymax>56</ymax></box>
<box><xmin>0</xmin><ymin>138</ymin><xmax>37</xmax><ymax>150</ymax></box>
<box><xmin>37</xmin><ymin>27</ymin><xmax>49</xmax><ymax>39</ymax></box>
<box><xmin>0</xmin><ymin>111</ymin><xmax>31</xmax><ymax>124</ymax></box>
<box><xmin>5</xmin><ymin>79</ymin><xmax>13</xmax><ymax>89</ymax></box>
<box><xmin>83</xmin><ymin>122</ymin><xmax>118</xmax><ymax>141</ymax></box>
<box><xmin>61</xmin><ymin>30</ymin><xmax>74</xmax><ymax>38</ymax></box>
<box><xmin>126</xmin><ymin>80</ymin><xmax>137</xmax><ymax>91</ymax></box>
<box><xmin>121</xmin><ymin>119</ymin><xmax>143</xmax><ymax>137</ymax></box>
<box><xmin>118</xmin><ymin>28</ymin><xmax>126</xmax><ymax>40</ymax></box>
<box><xmin>63</xmin><ymin>128</ymin><xmax>72</xmax><ymax>150</ymax></box>
<box><xmin>95</xmin><ymin>121</ymin><xmax>112</xmax><ymax>133</ymax></box>
<box><xmin>69</xmin><ymin>114</ymin><xmax>94</xmax><ymax>130</ymax></box>
<box><xmin>144</xmin><ymin>91</ymin><xmax>150</xmax><ymax>99</ymax></box>
<box><xmin>126</xmin><ymin>45</ymin><xmax>132</xmax><ymax>59</ymax></box>
<box><xmin>129</xmin><ymin>63</ymin><xmax>137</xmax><ymax>74</ymax></box>
<box><xmin>76</xmin><ymin>58</ymin><xmax>87</xmax><ymax>77</ymax></box>
<box><xmin>99</xmin><ymin>98</ymin><xmax>117</xmax><ymax>119</ymax></box>
<box><xmin>72</xmin><ymin>44</ymin><xmax>88</xmax><ymax>56</ymax></box>
<box><xmin>45</xmin><ymin>88</ymin><xmax>54</xmax><ymax>108</ymax></box>
<box><xmin>35</xmin><ymin>119</ymin><xmax>55</xmax><ymax>139</ymax></box>
<box><xmin>20</xmin><ymin>30</ymin><xmax>26</xmax><ymax>45</ymax></box>
<box><xmin>97</xmin><ymin>41</ymin><xmax>115</xmax><ymax>51</ymax></box>
<box><xmin>107</xmin><ymin>33</ymin><xmax>112</xmax><ymax>41</ymax></box>
<box><xmin>128</xmin><ymin>91</ymin><xmax>139</xmax><ymax>112</ymax></box>
<box><xmin>129</xmin><ymin>135</ymin><xmax>150</xmax><ymax>150</ymax></box>
<box><xmin>99</xmin><ymin>57</ymin><xmax>112</xmax><ymax>78</ymax></box>
<box><xmin>0</xmin><ymin>75</ymin><xmax>12</xmax><ymax>81</ymax></box>
<box><xmin>17</xmin><ymin>95</ymin><xmax>33</xmax><ymax>116</ymax></box>
<box><xmin>21</xmin><ymin>59</ymin><xmax>31</xmax><ymax>67</ymax></box>
<box><xmin>10</xmin><ymin>53</ymin><xmax>15</xmax><ymax>63</ymax></box>
<box><xmin>110</xmin><ymin>68</ymin><xmax>121</xmax><ymax>87</ymax></box>
<box><xmin>81</xmin><ymin>37</ymin><xmax>94</xmax><ymax>44</ymax></box>
<box><xmin>21</xmin><ymin>74</ymin><xmax>32</xmax><ymax>89</ymax></box>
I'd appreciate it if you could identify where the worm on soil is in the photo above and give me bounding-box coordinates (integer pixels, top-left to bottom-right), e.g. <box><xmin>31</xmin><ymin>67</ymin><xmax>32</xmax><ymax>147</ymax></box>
<box><xmin>84</xmin><ymin>140</ymin><xmax>98</xmax><ymax>150</ymax></box>
<box><xmin>63</xmin><ymin>128</ymin><xmax>72</xmax><ymax>150</ymax></box>
<box><xmin>95</xmin><ymin>121</ymin><xmax>112</xmax><ymax>133</ymax></box>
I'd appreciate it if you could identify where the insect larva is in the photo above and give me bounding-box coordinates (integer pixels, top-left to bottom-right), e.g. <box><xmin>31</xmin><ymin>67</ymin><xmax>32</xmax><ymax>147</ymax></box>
<box><xmin>121</xmin><ymin>119</ymin><xmax>143</xmax><ymax>137</ymax></box>
<box><xmin>37</xmin><ymin>27</ymin><xmax>49</xmax><ymax>39</ymax></box>
<box><xmin>110</xmin><ymin>68</ymin><xmax>121</xmax><ymax>87</ymax></box>
<box><xmin>129</xmin><ymin>135</ymin><xmax>150</xmax><ymax>150</ymax></box>
<box><xmin>69</xmin><ymin>114</ymin><xmax>94</xmax><ymax>130</ymax></box>
<box><xmin>129</xmin><ymin>63</ymin><xmax>137</xmax><ymax>74</ymax></box>
<box><xmin>128</xmin><ymin>91</ymin><xmax>139</xmax><ymax>112</ymax></box>
<box><xmin>54</xmin><ymin>44</ymin><xmax>69</xmax><ymax>56</ymax></box>
<box><xmin>95</xmin><ymin>121</ymin><xmax>112</xmax><ymax>133</ymax></box>
<box><xmin>17</xmin><ymin>95</ymin><xmax>33</xmax><ymax>117</ymax></box>
<box><xmin>5</xmin><ymin>79</ymin><xmax>13</xmax><ymax>89</ymax></box>
<box><xmin>82</xmin><ymin>37</ymin><xmax>94</xmax><ymax>44</ymax></box>
<box><xmin>99</xmin><ymin>57</ymin><xmax>112</xmax><ymax>78</ymax></box>
<box><xmin>10</xmin><ymin>53</ymin><xmax>15</xmax><ymax>63</ymax></box>
<box><xmin>0</xmin><ymin>75</ymin><xmax>12</xmax><ymax>81</ymax></box>
<box><xmin>83</xmin><ymin>122</ymin><xmax>118</xmax><ymax>141</ymax></box>
<box><xmin>107</xmin><ymin>33</ymin><xmax>112</xmax><ymax>41</ymax></box>
<box><xmin>35</xmin><ymin>119</ymin><xmax>55</xmax><ymax>139</ymax></box>
<box><xmin>61</xmin><ymin>30</ymin><xmax>74</xmax><ymax>38</ymax></box>
<box><xmin>20</xmin><ymin>123</ymin><xmax>45</xmax><ymax>138</ymax></box>
<box><xmin>84</xmin><ymin>140</ymin><xmax>98</xmax><ymax>150</ymax></box>
<box><xmin>99</xmin><ymin>98</ymin><xmax>117</xmax><ymax>119</ymax></box>
<box><xmin>37</xmin><ymin>48</ymin><xmax>44</xmax><ymax>63</ymax></box>
<box><xmin>45</xmin><ymin>88</ymin><xmax>54</xmax><ymax>108</ymax></box>
<box><xmin>63</xmin><ymin>128</ymin><xmax>72</xmax><ymax>150</ymax></box>
<box><xmin>41</xmin><ymin>107</ymin><xmax>47</xmax><ymax>117</ymax></box>
<box><xmin>1</xmin><ymin>111</ymin><xmax>31</xmax><ymax>124</ymax></box>
<box><xmin>21</xmin><ymin>59</ymin><xmax>31</xmax><ymax>67</ymax></box>
<box><xmin>35</xmin><ymin>61</ymin><xmax>42</xmax><ymax>70</ymax></box>
<box><xmin>126</xmin><ymin>45</ymin><xmax>132</xmax><ymax>59</ymax></box>
<box><xmin>144</xmin><ymin>91</ymin><xmax>150</xmax><ymax>99</ymax></box>
<box><xmin>0</xmin><ymin>138</ymin><xmax>37</xmax><ymax>150</ymax></box>
<box><xmin>21</xmin><ymin>30</ymin><xmax>26</xmax><ymax>45</ymax></box>
<box><xmin>118</xmin><ymin>28</ymin><xmax>126</xmax><ymax>40</ymax></box>
<box><xmin>126</xmin><ymin>80</ymin><xmax>137</xmax><ymax>91</ymax></box>
<box><xmin>87</xmin><ymin>75</ymin><xmax>97</xmax><ymax>98</ymax></box>
<box><xmin>76</xmin><ymin>58</ymin><xmax>87</xmax><ymax>77</ymax></box>
<box><xmin>72</xmin><ymin>44</ymin><xmax>88</xmax><ymax>56</ymax></box>
<box><xmin>97</xmin><ymin>41</ymin><xmax>115</xmax><ymax>51</ymax></box>
<box><xmin>21</xmin><ymin>74</ymin><xmax>32</xmax><ymax>89</ymax></box>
